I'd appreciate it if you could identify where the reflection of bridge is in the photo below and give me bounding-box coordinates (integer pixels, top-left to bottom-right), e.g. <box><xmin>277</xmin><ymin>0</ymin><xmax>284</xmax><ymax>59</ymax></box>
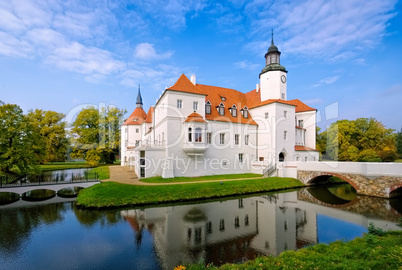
<box><xmin>0</xmin><ymin>181</ymin><xmax>100</xmax><ymax>196</ymax></box>
<box><xmin>280</xmin><ymin>162</ymin><xmax>402</xmax><ymax>198</ymax></box>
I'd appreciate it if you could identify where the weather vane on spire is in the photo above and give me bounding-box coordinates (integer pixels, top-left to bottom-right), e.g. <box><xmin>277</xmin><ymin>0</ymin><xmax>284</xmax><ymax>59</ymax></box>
<box><xmin>271</xmin><ymin>29</ymin><xmax>274</xmax><ymax>45</ymax></box>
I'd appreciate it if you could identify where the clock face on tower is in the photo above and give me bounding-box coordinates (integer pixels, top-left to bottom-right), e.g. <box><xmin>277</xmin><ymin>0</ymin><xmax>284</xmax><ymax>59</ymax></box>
<box><xmin>281</xmin><ymin>75</ymin><xmax>286</xmax><ymax>83</ymax></box>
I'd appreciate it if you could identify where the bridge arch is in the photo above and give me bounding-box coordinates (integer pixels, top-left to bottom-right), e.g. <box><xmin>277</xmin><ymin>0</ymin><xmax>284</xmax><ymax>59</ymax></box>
<box><xmin>390</xmin><ymin>184</ymin><xmax>402</xmax><ymax>198</ymax></box>
<box><xmin>306</xmin><ymin>172</ymin><xmax>360</xmax><ymax>191</ymax></box>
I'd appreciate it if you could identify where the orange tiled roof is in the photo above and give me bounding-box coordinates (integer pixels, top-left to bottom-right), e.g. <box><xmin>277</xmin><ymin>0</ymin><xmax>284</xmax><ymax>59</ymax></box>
<box><xmin>147</xmin><ymin>74</ymin><xmax>315</xmax><ymax>126</ymax></box>
<box><xmin>167</xmin><ymin>74</ymin><xmax>204</xmax><ymax>95</ymax></box>
<box><xmin>196</xmin><ymin>83</ymin><xmax>258</xmax><ymax>125</ymax></box>
<box><xmin>122</xmin><ymin>107</ymin><xmax>147</xmax><ymax>125</ymax></box>
<box><xmin>184</xmin><ymin>112</ymin><xmax>207</xmax><ymax>123</ymax></box>
<box><xmin>245</xmin><ymin>89</ymin><xmax>315</xmax><ymax>113</ymax></box>
<box><xmin>295</xmin><ymin>145</ymin><xmax>318</xmax><ymax>151</ymax></box>
<box><xmin>286</xmin><ymin>99</ymin><xmax>316</xmax><ymax>113</ymax></box>
<box><xmin>145</xmin><ymin>106</ymin><xmax>154</xmax><ymax>123</ymax></box>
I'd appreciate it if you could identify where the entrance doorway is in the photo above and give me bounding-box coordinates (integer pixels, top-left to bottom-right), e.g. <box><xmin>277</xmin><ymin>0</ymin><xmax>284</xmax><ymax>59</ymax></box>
<box><xmin>279</xmin><ymin>152</ymin><xmax>285</xmax><ymax>162</ymax></box>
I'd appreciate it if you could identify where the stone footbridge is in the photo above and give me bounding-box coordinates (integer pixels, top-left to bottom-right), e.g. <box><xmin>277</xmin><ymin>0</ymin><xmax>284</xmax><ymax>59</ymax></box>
<box><xmin>0</xmin><ymin>181</ymin><xmax>100</xmax><ymax>196</ymax></box>
<box><xmin>280</xmin><ymin>162</ymin><xmax>402</xmax><ymax>198</ymax></box>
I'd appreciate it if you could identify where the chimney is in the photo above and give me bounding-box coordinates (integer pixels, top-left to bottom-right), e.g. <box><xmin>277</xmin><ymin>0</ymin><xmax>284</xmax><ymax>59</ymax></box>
<box><xmin>190</xmin><ymin>75</ymin><xmax>196</xmax><ymax>85</ymax></box>
<box><xmin>256</xmin><ymin>83</ymin><xmax>260</xmax><ymax>93</ymax></box>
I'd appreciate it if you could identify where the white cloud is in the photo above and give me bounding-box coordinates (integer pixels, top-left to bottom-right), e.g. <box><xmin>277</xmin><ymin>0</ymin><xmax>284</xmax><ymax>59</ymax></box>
<box><xmin>46</xmin><ymin>42</ymin><xmax>125</xmax><ymax>75</ymax></box>
<box><xmin>312</xmin><ymin>76</ymin><xmax>340</xmax><ymax>88</ymax></box>
<box><xmin>244</xmin><ymin>0</ymin><xmax>397</xmax><ymax>60</ymax></box>
<box><xmin>134</xmin><ymin>43</ymin><xmax>173</xmax><ymax>60</ymax></box>
<box><xmin>234</xmin><ymin>60</ymin><xmax>260</xmax><ymax>70</ymax></box>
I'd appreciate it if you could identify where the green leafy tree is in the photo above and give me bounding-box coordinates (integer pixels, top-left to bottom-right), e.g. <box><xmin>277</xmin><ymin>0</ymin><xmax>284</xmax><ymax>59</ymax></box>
<box><xmin>319</xmin><ymin>118</ymin><xmax>396</xmax><ymax>162</ymax></box>
<box><xmin>396</xmin><ymin>128</ymin><xmax>402</xmax><ymax>158</ymax></box>
<box><xmin>26</xmin><ymin>109</ymin><xmax>69</xmax><ymax>163</ymax></box>
<box><xmin>0</xmin><ymin>104</ymin><xmax>42</xmax><ymax>174</ymax></box>
<box><xmin>71</xmin><ymin>106</ymin><xmax>125</xmax><ymax>166</ymax></box>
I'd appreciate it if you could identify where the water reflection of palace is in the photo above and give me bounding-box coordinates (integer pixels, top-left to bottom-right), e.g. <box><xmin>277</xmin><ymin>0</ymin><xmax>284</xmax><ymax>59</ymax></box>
<box><xmin>121</xmin><ymin>192</ymin><xmax>317</xmax><ymax>269</ymax></box>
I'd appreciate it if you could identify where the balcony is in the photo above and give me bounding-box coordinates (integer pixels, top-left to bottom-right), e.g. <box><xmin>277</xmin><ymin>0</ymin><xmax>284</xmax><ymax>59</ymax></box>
<box><xmin>182</xmin><ymin>142</ymin><xmax>208</xmax><ymax>157</ymax></box>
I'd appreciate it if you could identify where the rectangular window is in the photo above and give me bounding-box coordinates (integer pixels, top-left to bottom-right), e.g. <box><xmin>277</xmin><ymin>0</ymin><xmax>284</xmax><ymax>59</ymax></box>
<box><xmin>234</xmin><ymin>134</ymin><xmax>239</xmax><ymax>145</ymax></box>
<box><xmin>235</xmin><ymin>216</ymin><xmax>240</xmax><ymax>228</ymax></box>
<box><xmin>140</xmin><ymin>151</ymin><xmax>145</xmax><ymax>158</ymax></box>
<box><xmin>207</xmin><ymin>132</ymin><xmax>212</xmax><ymax>144</ymax></box>
<box><xmin>193</xmin><ymin>101</ymin><xmax>198</xmax><ymax>111</ymax></box>
<box><xmin>238</xmin><ymin>199</ymin><xmax>243</xmax><ymax>208</ymax></box>
<box><xmin>177</xmin><ymin>99</ymin><xmax>182</xmax><ymax>108</ymax></box>
<box><xmin>239</xmin><ymin>153</ymin><xmax>243</xmax><ymax>162</ymax></box>
<box><xmin>298</xmin><ymin>120</ymin><xmax>304</xmax><ymax>127</ymax></box>
<box><xmin>136</xmin><ymin>128</ymin><xmax>139</xmax><ymax>133</ymax></box>
<box><xmin>218</xmin><ymin>106</ymin><xmax>225</xmax><ymax>116</ymax></box>
<box><xmin>140</xmin><ymin>167</ymin><xmax>145</xmax><ymax>178</ymax></box>
<box><xmin>245</xmin><ymin>215</ymin><xmax>249</xmax><ymax>226</ymax></box>
<box><xmin>265</xmin><ymin>112</ymin><xmax>269</xmax><ymax>119</ymax></box>
<box><xmin>284</xmin><ymin>110</ymin><xmax>287</xmax><ymax>118</ymax></box>
<box><xmin>245</xmin><ymin>135</ymin><xmax>249</xmax><ymax>145</ymax></box>
<box><xmin>219</xmin><ymin>133</ymin><xmax>225</xmax><ymax>145</ymax></box>
<box><xmin>284</xmin><ymin>131</ymin><xmax>287</xmax><ymax>140</ymax></box>
<box><xmin>243</xmin><ymin>109</ymin><xmax>248</xmax><ymax>118</ymax></box>
<box><xmin>305</xmin><ymin>157</ymin><xmax>308</xmax><ymax>162</ymax></box>
<box><xmin>205</xmin><ymin>103</ymin><xmax>211</xmax><ymax>114</ymax></box>
<box><xmin>195</xmin><ymin>228</ymin><xmax>202</xmax><ymax>244</ymax></box>
<box><xmin>219</xmin><ymin>219</ymin><xmax>225</xmax><ymax>231</ymax></box>
<box><xmin>207</xmin><ymin>221</ymin><xmax>212</xmax><ymax>234</ymax></box>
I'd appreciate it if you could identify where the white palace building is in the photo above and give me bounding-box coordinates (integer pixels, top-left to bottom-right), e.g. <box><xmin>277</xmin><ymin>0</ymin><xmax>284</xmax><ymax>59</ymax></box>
<box><xmin>121</xmin><ymin>37</ymin><xmax>319</xmax><ymax>178</ymax></box>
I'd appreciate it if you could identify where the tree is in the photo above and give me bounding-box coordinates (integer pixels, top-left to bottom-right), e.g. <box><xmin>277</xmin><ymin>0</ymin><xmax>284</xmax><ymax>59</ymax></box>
<box><xmin>0</xmin><ymin>104</ymin><xmax>42</xmax><ymax>174</ymax></box>
<box><xmin>396</xmin><ymin>128</ymin><xmax>402</xmax><ymax>158</ymax></box>
<box><xmin>26</xmin><ymin>109</ymin><xmax>69</xmax><ymax>163</ymax></box>
<box><xmin>70</xmin><ymin>106</ymin><xmax>125</xmax><ymax>166</ymax></box>
<box><xmin>319</xmin><ymin>118</ymin><xmax>396</xmax><ymax>162</ymax></box>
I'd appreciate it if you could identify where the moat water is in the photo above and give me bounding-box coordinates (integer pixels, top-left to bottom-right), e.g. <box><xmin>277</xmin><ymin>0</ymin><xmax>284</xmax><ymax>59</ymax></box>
<box><xmin>0</xmin><ymin>185</ymin><xmax>401</xmax><ymax>270</ymax></box>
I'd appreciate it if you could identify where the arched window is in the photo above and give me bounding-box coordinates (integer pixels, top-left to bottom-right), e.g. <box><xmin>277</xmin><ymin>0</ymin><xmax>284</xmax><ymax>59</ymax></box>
<box><xmin>205</xmin><ymin>101</ymin><xmax>211</xmax><ymax>114</ymax></box>
<box><xmin>188</xmin><ymin>128</ymin><xmax>192</xmax><ymax>142</ymax></box>
<box><xmin>195</xmin><ymin>127</ymin><xmax>202</xmax><ymax>142</ymax></box>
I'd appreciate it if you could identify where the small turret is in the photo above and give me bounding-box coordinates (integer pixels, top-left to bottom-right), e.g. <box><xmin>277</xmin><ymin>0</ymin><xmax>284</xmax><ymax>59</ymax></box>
<box><xmin>136</xmin><ymin>85</ymin><xmax>143</xmax><ymax>108</ymax></box>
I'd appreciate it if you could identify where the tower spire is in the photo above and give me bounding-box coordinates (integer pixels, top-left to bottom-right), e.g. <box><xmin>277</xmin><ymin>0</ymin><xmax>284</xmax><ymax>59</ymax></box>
<box><xmin>271</xmin><ymin>29</ymin><xmax>274</xmax><ymax>45</ymax></box>
<box><xmin>136</xmin><ymin>85</ymin><xmax>143</xmax><ymax>108</ymax></box>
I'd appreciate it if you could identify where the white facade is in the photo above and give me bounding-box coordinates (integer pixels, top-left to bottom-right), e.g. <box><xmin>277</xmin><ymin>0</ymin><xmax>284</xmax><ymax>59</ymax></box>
<box><xmin>121</xmin><ymin>38</ymin><xmax>319</xmax><ymax>178</ymax></box>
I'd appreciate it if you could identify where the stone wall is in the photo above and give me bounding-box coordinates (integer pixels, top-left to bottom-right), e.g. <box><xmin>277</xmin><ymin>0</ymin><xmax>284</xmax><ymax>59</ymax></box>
<box><xmin>297</xmin><ymin>170</ymin><xmax>402</xmax><ymax>198</ymax></box>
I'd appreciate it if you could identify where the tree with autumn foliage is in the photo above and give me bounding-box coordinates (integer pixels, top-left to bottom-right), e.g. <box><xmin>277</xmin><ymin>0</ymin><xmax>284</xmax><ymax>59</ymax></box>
<box><xmin>318</xmin><ymin>118</ymin><xmax>397</xmax><ymax>162</ymax></box>
<box><xmin>70</xmin><ymin>106</ymin><xmax>126</xmax><ymax>166</ymax></box>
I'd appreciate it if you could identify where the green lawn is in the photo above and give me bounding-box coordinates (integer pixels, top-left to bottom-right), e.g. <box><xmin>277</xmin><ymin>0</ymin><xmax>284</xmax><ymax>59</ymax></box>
<box><xmin>141</xmin><ymin>173</ymin><xmax>262</xmax><ymax>183</ymax></box>
<box><xmin>88</xmin><ymin>166</ymin><xmax>110</xmax><ymax>180</ymax></box>
<box><xmin>76</xmin><ymin>177</ymin><xmax>304</xmax><ymax>209</ymax></box>
<box><xmin>186</xmin><ymin>231</ymin><xmax>402</xmax><ymax>270</ymax></box>
<box><xmin>39</xmin><ymin>163</ymin><xmax>92</xmax><ymax>172</ymax></box>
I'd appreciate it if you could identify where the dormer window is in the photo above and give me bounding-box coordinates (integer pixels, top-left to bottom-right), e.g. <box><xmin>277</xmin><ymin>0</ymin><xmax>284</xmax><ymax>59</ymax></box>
<box><xmin>220</xmin><ymin>96</ymin><xmax>226</xmax><ymax>101</ymax></box>
<box><xmin>230</xmin><ymin>105</ymin><xmax>237</xmax><ymax>117</ymax></box>
<box><xmin>241</xmin><ymin>107</ymin><xmax>249</xmax><ymax>118</ymax></box>
<box><xmin>205</xmin><ymin>101</ymin><xmax>211</xmax><ymax>114</ymax></box>
<box><xmin>217</xmin><ymin>103</ymin><xmax>225</xmax><ymax>116</ymax></box>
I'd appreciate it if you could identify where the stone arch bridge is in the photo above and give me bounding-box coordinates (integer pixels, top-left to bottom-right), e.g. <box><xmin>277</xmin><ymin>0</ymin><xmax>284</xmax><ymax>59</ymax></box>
<box><xmin>280</xmin><ymin>162</ymin><xmax>402</xmax><ymax>198</ymax></box>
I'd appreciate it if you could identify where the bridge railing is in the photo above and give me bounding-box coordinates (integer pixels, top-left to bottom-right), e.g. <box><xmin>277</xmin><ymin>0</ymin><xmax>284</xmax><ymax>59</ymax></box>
<box><xmin>0</xmin><ymin>171</ymin><xmax>99</xmax><ymax>188</ymax></box>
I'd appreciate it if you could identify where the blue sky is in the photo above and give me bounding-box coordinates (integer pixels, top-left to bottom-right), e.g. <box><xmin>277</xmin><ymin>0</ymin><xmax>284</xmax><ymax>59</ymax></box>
<box><xmin>0</xmin><ymin>0</ymin><xmax>401</xmax><ymax>131</ymax></box>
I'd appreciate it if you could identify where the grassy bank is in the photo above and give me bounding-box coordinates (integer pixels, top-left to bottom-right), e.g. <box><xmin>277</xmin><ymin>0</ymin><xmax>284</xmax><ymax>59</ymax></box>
<box><xmin>39</xmin><ymin>162</ymin><xmax>92</xmax><ymax>172</ymax></box>
<box><xmin>141</xmin><ymin>173</ymin><xmax>262</xmax><ymax>183</ymax></box>
<box><xmin>185</xmin><ymin>231</ymin><xmax>402</xmax><ymax>270</ymax></box>
<box><xmin>76</xmin><ymin>177</ymin><xmax>304</xmax><ymax>209</ymax></box>
<box><xmin>88</xmin><ymin>166</ymin><xmax>110</xmax><ymax>180</ymax></box>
